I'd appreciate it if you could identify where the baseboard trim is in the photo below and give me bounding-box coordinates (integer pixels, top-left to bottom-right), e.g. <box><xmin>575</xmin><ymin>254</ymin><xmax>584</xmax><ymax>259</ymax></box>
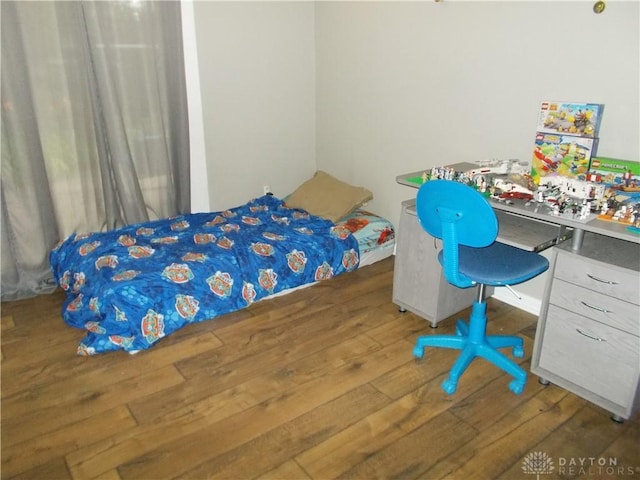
<box><xmin>491</xmin><ymin>287</ymin><xmax>541</xmax><ymax>316</ymax></box>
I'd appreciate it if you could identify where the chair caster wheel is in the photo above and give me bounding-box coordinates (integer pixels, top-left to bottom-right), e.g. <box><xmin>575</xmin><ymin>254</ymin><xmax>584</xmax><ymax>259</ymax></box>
<box><xmin>441</xmin><ymin>378</ymin><xmax>458</xmax><ymax>395</ymax></box>
<box><xmin>509</xmin><ymin>379</ymin><xmax>525</xmax><ymax>395</ymax></box>
<box><xmin>412</xmin><ymin>346</ymin><xmax>424</xmax><ymax>359</ymax></box>
<box><xmin>513</xmin><ymin>345</ymin><xmax>524</xmax><ymax>358</ymax></box>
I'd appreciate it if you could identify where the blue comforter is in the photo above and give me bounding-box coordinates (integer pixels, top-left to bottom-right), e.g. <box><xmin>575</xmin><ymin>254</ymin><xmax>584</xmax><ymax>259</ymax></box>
<box><xmin>50</xmin><ymin>195</ymin><xmax>359</xmax><ymax>355</ymax></box>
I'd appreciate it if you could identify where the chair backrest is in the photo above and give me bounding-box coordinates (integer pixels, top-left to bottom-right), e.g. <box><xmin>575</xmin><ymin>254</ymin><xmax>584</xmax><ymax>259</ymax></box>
<box><xmin>416</xmin><ymin>180</ymin><xmax>498</xmax><ymax>288</ymax></box>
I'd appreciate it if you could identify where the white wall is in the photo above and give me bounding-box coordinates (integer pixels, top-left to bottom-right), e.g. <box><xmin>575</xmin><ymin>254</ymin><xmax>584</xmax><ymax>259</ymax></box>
<box><xmin>190</xmin><ymin>1</ymin><xmax>639</xmax><ymax>224</ymax></box>
<box><xmin>315</xmin><ymin>1</ymin><xmax>640</xmax><ymax>229</ymax></box>
<box><xmin>192</xmin><ymin>1</ymin><xmax>316</xmax><ymax>211</ymax></box>
<box><xmin>182</xmin><ymin>0</ymin><xmax>209</xmax><ymax>213</ymax></box>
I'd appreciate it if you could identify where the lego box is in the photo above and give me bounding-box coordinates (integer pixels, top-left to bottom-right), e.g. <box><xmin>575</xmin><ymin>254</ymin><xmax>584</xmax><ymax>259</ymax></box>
<box><xmin>536</xmin><ymin>101</ymin><xmax>604</xmax><ymax>138</ymax></box>
<box><xmin>589</xmin><ymin>157</ymin><xmax>640</xmax><ymax>189</ymax></box>
<box><xmin>531</xmin><ymin>132</ymin><xmax>598</xmax><ymax>184</ymax></box>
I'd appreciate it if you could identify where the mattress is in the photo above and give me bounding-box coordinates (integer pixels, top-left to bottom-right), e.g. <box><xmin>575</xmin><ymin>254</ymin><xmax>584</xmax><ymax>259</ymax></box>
<box><xmin>50</xmin><ymin>197</ymin><xmax>396</xmax><ymax>355</ymax></box>
<box><xmin>335</xmin><ymin>208</ymin><xmax>396</xmax><ymax>266</ymax></box>
<box><xmin>258</xmin><ymin>208</ymin><xmax>395</xmax><ymax>303</ymax></box>
<box><xmin>51</xmin><ymin>195</ymin><xmax>363</xmax><ymax>355</ymax></box>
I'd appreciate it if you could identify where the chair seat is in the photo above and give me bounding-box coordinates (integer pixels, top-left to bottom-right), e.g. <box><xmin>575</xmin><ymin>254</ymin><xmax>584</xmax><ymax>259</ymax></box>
<box><xmin>438</xmin><ymin>241</ymin><xmax>549</xmax><ymax>286</ymax></box>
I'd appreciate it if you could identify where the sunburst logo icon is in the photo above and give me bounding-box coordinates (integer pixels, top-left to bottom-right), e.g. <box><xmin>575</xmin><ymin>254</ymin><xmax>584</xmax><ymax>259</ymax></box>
<box><xmin>522</xmin><ymin>451</ymin><xmax>554</xmax><ymax>480</ymax></box>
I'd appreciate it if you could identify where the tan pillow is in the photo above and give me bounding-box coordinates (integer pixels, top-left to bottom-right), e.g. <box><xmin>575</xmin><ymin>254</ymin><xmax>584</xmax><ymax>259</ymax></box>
<box><xmin>285</xmin><ymin>171</ymin><xmax>373</xmax><ymax>223</ymax></box>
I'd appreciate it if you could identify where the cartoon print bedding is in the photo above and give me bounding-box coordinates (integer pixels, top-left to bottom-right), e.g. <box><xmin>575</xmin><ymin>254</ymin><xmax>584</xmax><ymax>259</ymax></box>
<box><xmin>50</xmin><ymin>195</ymin><xmax>359</xmax><ymax>355</ymax></box>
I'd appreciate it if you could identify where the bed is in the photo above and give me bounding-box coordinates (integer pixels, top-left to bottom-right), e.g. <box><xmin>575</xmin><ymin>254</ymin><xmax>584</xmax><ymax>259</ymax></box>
<box><xmin>50</xmin><ymin>172</ymin><xmax>395</xmax><ymax>355</ymax></box>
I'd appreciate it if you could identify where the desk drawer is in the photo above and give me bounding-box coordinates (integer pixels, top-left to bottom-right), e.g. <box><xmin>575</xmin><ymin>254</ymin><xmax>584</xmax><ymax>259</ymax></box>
<box><xmin>549</xmin><ymin>279</ymin><xmax>639</xmax><ymax>336</ymax></box>
<box><xmin>554</xmin><ymin>250</ymin><xmax>640</xmax><ymax>305</ymax></box>
<box><xmin>538</xmin><ymin>305</ymin><xmax>639</xmax><ymax>407</ymax></box>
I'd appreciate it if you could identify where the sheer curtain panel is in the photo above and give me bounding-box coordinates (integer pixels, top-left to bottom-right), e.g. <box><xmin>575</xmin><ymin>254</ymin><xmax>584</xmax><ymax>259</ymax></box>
<box><xmin>1</xmin><ymin>1</ymin><xmax>190</xmax><ymax>301</ymax></box>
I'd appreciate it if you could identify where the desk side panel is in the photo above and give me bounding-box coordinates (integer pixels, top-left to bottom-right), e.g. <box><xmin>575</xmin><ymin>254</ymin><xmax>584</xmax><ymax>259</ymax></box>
<box><xmin>392</xmin><ymin>200</ymin><xmax>478</xmax><ymax>326</ymax></box>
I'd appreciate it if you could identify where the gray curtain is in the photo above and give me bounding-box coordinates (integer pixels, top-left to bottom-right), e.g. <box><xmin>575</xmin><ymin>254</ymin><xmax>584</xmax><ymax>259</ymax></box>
<box><xmin>1</xmin><ymin>1</ymin><xmax>190</xmax><ymax>301</ymax></box>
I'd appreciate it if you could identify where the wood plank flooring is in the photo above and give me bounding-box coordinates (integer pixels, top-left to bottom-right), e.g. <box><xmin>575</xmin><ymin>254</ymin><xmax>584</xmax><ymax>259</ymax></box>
<box><xmin>1</xmin><ymin>256</ymin><xmax>638</xmax><ymax>479</ymax></box>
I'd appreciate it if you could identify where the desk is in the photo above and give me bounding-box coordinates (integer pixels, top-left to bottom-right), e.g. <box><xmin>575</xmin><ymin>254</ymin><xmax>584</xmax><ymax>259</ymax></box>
<box><xmin>394</xmin><ymin>165</ymin><xmax>640</xmax><ymax>420</ymax></box>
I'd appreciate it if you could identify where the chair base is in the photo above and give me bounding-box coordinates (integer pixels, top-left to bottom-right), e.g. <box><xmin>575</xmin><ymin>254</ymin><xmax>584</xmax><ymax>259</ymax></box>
<box><xmin>412</xmin><ymin>300</ymin><xmax>527</xmax><ymax>395</ymax></box>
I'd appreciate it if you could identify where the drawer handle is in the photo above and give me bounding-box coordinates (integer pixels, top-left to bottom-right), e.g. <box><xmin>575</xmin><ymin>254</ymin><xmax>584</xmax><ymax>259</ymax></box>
<box><xmin>576</xmin><ymin>328</ymin><xmax>606</xmax><ymax>342</ymax></box>
<box><xmin>586</xmin><ymin>273</ymin><xmax>619</xmax><ymax>285</ymax></box>
<box><xmin>580</xmin><ymin>301</ymin><xmax>612</xmax><ymax>313</ymax></box>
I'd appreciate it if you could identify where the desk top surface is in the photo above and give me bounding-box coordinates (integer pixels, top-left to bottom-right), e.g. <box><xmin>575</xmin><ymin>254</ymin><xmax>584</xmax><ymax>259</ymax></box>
<box><xmin>397</xmin><ymin>165</ymin><xmax>640</xmax><ymax>245</ymax></box>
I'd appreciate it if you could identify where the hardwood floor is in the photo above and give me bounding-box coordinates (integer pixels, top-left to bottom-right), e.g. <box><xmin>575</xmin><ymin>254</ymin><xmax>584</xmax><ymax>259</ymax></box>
<box><xmin>1</xmin><ymin>256</ymin><xmax>638</xmax><ymax>480</ymax></box>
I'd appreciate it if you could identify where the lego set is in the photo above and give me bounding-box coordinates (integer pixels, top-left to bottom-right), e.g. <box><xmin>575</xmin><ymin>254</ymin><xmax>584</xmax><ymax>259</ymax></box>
<box><xmin>413</xmin><ymin>101</ymin><xmax>638</xmax><ymax>232</ymax></box>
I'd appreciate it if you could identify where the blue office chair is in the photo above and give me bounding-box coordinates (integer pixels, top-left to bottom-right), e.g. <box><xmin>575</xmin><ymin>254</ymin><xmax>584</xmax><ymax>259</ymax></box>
<box><xmin>413</xmin><ymin>180</ymin><xmax>549</xmax><ymax>395</ymax></box>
